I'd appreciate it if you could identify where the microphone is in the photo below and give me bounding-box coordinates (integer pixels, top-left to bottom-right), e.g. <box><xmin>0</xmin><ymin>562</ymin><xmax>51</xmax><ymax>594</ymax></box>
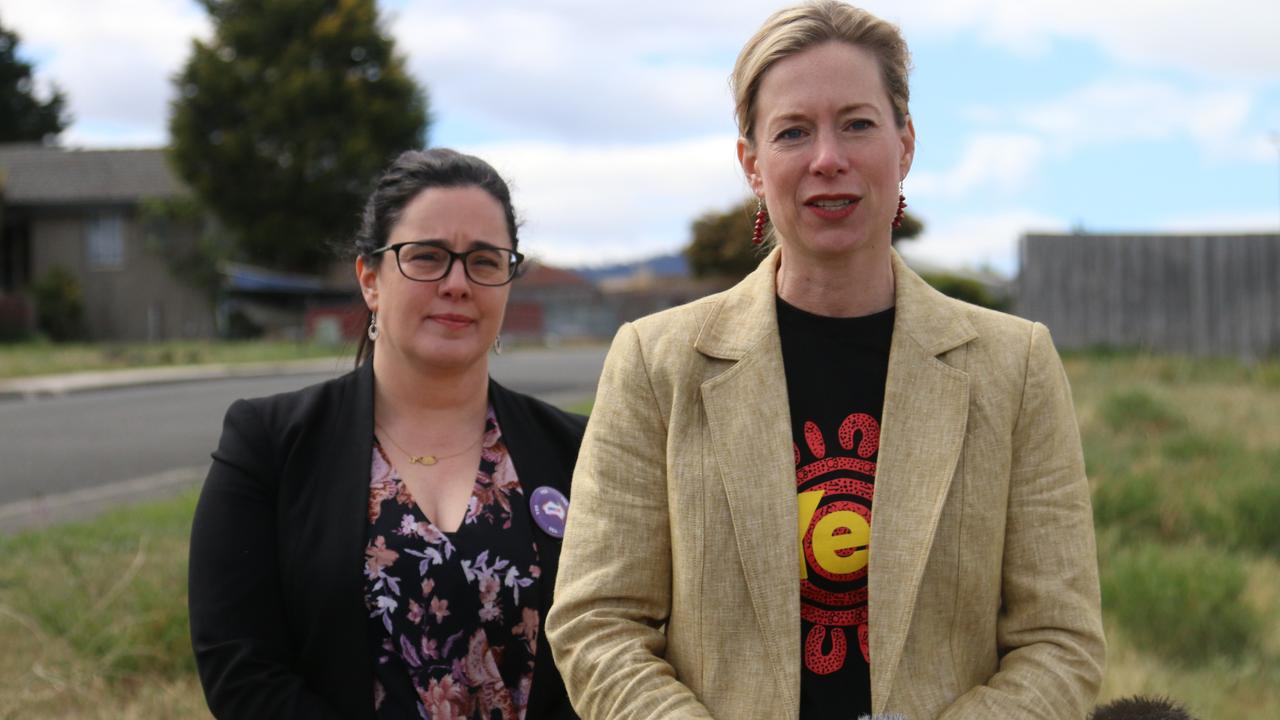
<box><xmin>1089</xmin><ymin>695</ymin><xmax>1197</xmax><ymax>720</ymax></box>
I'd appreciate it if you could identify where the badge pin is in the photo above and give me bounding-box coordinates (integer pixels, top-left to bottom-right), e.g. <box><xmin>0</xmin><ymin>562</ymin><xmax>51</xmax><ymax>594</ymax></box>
<box><xmin>529</xmin><ymin>486</ymin><xmax>569</xmax><ymax>538</ymax></box>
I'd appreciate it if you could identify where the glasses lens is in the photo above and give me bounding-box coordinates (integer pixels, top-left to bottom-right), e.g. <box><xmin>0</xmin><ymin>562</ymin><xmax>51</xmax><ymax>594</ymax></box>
<box><xmin>465</xmin><ymin>248</ymin><xmax>513</xmax><ymax>285</ymax></box>
<box><xmin>398</xmin><ymin>243</ymin><xmax>450</xmax><ymax>281</ymax></box>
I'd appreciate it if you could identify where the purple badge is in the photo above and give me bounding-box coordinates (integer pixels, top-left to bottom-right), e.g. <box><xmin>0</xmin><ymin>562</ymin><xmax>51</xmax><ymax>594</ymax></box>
<box><xmin>529</xmin><ymin>486</ymin><xmax>569</xmax><ymax>538</ymax></box>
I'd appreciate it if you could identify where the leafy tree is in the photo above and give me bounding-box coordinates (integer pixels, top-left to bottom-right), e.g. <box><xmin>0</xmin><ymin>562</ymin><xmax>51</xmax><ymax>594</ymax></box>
<box><xmin>686</xmin><ymin>197</ymin><xmax>924</xmax><ymax>280</ymax></box>
<box><xmin>919</xmin><ymin>272</ymin><xmax>1009</xmax><ymax>311</ymax></box>
<box><xmin>169</xmin><ymin>0</ymin><xmax>429</xmax><ymax>273</ymax></box>
<box><xmin>0</xmin><ymin>20</ymin><xmax>70</xmax><ymax>142</ymax></box>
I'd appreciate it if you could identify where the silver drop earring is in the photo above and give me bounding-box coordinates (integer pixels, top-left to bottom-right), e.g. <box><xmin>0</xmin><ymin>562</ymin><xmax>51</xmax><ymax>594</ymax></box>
<box><xmin>492</xmin><ymin>335</ymin><xmax>503</xmax><ymax>355</ymax></box>
<box><xmin>367</xmin><ymin>312</ymin><xmax>379</xmax><ymax>342</ymax></box>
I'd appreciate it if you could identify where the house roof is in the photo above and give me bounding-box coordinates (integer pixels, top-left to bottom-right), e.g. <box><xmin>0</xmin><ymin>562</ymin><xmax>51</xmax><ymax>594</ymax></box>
<box><xmin>517</xmin><ymin>262</ymin><xmax>593</xmax><ymax>288</ymax></box>
<box><xmin>0</xmin><ymin>144</ymin><xmax>186</xmax><ymax>206</ymax></box>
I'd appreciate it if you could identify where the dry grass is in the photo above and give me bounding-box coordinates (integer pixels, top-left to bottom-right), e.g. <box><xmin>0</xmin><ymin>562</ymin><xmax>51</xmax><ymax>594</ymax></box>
<box><xmin>0</xmin><ymin>339</ymin><xmax>349</xmax><ymax>379</ymax></box>
<box><xmin>0</xmin><ymin>490</ymin><xmax>210</xmax><ymax>719</ymax></box>
<box><xmin>1071</xmin><ymin>351</ymin><xmax>1280</xmax><ymax>718</ymax></box>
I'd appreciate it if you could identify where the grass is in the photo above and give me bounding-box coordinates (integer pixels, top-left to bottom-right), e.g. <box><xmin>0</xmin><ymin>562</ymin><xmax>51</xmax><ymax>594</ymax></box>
<box><xmin>1</xmin><ymin>351</ymin><xmax>1276</xmax><ymax>717</ymax></box>
<box><xmin>0</xmin><ymin>339</ymin><xmax>352</xmax><ymax>379</ymax></box>
<box><xmin>0</xmin><ymin>489</ymin><xmax>211</xmax><ymax>719</ymax></box>
<box><xmin>1071</xmin><ymin>351</ymin><xmax>1280</xmax><ymax>718</ymax></box>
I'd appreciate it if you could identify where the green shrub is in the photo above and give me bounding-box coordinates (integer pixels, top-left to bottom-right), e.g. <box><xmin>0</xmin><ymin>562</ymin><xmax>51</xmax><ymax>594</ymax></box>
<box><xmin>32</xmin><ymin>266</ymin><xmax>86</xmax><ymax>342</ymax></box>
<box><xmin>1227</xmin><ymin>469</ymin><xmax>1280</xmax><ymax>557</ymax></box>
<box><xmin>920</xmin><ymin>272</ymin><xmax>1009</xmax><ymax>311</ymax></box>
<box><xmin>1092</xmin><ymin>472</ymin><xmax>1164</xmax><ymax>537</ymax></box>
<box><xmin>1100</xmin><ymin>540</ymin><xmax>1257</xmax><ymax>664</ymax></box>
<box><xmin>0</xmin><ymin>292</ymin><xmax>34</xmax><ymax>341</ymax></box>
<box><xmin>1099</xmin><ymin>388</ymin><xmax>1185</xmax><ymax>434</ymax></box>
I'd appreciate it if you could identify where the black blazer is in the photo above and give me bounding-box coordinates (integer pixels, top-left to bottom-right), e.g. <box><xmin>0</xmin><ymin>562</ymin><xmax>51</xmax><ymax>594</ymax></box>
<box><xmin>189</xmin><ymin>360</ymin><xmax>586</xmax><ymax>719</ymax></box>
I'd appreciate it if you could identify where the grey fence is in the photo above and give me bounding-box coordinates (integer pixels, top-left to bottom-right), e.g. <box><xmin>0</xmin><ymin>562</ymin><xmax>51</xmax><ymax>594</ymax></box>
<box><xmin>1017</xmin><ymin>233</ymin><xmax>1280</xmax><ymax>359</ymax></box>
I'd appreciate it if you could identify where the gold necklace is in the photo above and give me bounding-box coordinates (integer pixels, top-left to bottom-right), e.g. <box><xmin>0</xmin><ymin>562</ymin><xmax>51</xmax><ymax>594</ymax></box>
<box><xmin>375</xmin><ymin>422</ymin><xmax>484</xmax><ymax>466</ymax></box>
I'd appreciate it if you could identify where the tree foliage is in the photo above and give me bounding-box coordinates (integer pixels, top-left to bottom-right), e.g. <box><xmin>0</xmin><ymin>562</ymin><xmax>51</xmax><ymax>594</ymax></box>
<box><xmin>0</xmin><ymin>21</ymin><xmax>70</xmax><ymax>143</ymax></box>
<box><xmin>32</xmin><ymin>267</ymin><xmax>85</xmax><ymax>341</ymax></box>
<box><xmin>919</xmin><ymin>272</ymin><xmax>1009</xmax><ymax>311</ymax></box>
<box><xmin>685</xmin><ymin>197</ymin><xmax>924</xmax><ymax>280</ymax></box>
<box><xmin>169</xmin><ymin>0</ymin><xmax>429</xmax><ymax>273</ymax></box>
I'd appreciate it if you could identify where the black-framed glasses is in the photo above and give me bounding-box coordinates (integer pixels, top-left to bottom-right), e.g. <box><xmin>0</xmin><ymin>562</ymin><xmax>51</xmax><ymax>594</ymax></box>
<box><xmin>370</xmin><ymin>241</ymin><xmax>524</xmax><ymax>286</ymax></box>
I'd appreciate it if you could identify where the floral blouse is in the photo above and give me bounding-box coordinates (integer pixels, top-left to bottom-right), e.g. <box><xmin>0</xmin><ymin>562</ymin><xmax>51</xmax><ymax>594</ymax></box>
<box><xmin>364</xmin><ymin>408</ymin><xmax>542</xmax><ymax>719</ymax></box>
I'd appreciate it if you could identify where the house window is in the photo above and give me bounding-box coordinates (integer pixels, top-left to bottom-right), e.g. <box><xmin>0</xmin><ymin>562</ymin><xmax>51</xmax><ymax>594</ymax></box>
<box><xmin>86</xmin><ymin>213</ymin><xmax>125</xmax><ymax>270</ymax></box>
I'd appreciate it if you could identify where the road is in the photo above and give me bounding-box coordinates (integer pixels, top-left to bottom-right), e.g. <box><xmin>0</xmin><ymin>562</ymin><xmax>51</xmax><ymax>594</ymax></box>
<box><xmin>0</xmin><ymin>346</ymin><xmax>607</xmax><ymax>513</ymax></box>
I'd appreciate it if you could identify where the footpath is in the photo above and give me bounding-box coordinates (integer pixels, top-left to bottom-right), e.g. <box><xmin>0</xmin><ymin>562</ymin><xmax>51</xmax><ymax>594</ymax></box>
<box><xmin>0</xmin><ymin>357</ymin><xmax>343</xmax><ymax>534</ymax></box>
<box><xmin>0</xmin><ymin>357</ymin><xmax>343</xmax><ymax>401</ymax></box>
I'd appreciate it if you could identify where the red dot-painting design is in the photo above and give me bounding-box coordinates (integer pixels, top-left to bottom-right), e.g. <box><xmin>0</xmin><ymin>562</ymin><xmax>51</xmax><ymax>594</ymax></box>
<box><xmin>796</xmin><ymin>412</ymin><xmax>880</xmax><ymax>676</ymax></box>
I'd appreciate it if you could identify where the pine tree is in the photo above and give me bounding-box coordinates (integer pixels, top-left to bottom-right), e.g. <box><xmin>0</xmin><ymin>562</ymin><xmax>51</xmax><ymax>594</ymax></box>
<box><xmin>0</xmin><ymin>20</ymin><xmax>70</xmax><ymax>143</ymax></box>
<box><xmin>169</xmin><ymin>0</ymin><xmax>429</xmax><ymax>272</ymax></box>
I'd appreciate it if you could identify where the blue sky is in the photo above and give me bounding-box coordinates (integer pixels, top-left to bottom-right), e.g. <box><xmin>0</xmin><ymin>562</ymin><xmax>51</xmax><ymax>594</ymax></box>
<box><xmin>6</xmin><ymin>0</ymin><xmax>1279</xmax><ymax>275</ymax></box>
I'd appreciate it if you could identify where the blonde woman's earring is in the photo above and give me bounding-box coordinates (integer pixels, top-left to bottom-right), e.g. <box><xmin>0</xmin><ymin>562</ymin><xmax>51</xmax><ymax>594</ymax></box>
<box><xmin>892</xmin><ymin>183</ymin><xmax>907</xmax><ymax>230</ymax></box>
<box><xmin>492</xmin><ymin>335</ymin><xmax>503</xmax><ymax>355</ymax></box>
<box><xmin>752</xmin><ymin>199</ymin><xmax>768</xmax><ymax>245</ymax></box>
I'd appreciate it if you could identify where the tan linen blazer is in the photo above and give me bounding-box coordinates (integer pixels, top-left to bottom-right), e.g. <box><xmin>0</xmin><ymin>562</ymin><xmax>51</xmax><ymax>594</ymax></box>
<box><xmin>547</xmin><ymin>250</ymin><xmax>1104</xmax><ymax>720</ymax></box>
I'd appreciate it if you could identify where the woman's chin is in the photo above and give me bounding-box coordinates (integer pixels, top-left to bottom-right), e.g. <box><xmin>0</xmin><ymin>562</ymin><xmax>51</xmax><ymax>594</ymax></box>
<box><xmin>785</xmin><ymin>228</ymin><xmax>886</xmax><ymax>260</ymax></box>
<box><xmin>404</xmin><ymin>338</ymin><xmax>490</xmax><ymax>374</ymax></box>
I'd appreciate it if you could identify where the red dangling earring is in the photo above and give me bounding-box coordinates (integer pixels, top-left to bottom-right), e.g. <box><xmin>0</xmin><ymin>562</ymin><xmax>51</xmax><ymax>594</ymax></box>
<box><xmin>892</xmin><ymin>184</ymin><xmax>907</xmax><ymax>230</ymax></box>
<box><xmin>753</xmin><ymin>199</ymin><xmax>768</xmax><ymax>245</ymax></box>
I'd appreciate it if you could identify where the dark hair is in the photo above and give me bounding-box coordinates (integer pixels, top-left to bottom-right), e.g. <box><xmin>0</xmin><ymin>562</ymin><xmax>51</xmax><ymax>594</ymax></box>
<box><xmin>1090</xmin><ymin>696</ymin><xmax>1198</xmax><ymax>720</ymax></box>
<box><xmin>354</xmin><ymin>148</ymin><xmax>520</xmax><ymax>366</ymax></box>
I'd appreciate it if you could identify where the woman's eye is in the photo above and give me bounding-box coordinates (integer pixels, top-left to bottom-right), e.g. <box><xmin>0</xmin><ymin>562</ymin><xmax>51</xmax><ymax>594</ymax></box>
<box><xmin>405</xmin><ymin>246</ymin><xmax>447</xmax><ymax>263</ymax></box>
<box><xmin>847</xmin><ymin>119</ymin><xmax>874</xmax><ymax>131</ymax></box>
<box><xmin>775</xmin><ymin>127</ymin><xmax>806</xmax><ymax>141</ymax></box>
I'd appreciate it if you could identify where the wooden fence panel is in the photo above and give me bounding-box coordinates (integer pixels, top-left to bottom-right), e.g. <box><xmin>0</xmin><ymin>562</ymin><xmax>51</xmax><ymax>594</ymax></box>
<box><xmin>1017</xmin><ymin>233</ymin><xmax>1280</xmax><ymax>359</ymax></box>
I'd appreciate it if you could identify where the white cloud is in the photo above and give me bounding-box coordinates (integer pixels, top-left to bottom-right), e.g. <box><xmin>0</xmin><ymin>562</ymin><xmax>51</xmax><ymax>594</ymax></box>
<box><xmin>391</xmin><ymin>2</ymin><xmax>745</xmax><ymax>144</ymax></box>
<box><xmin>457</xmin><ymin>135</ymin><xmax>749</xmax><ymax>266</ymax></box>
<box><xmin>899</xmin><ymin>208</ymin><xmax>1065</xmax><ymax>276</ymax></box>
<box><xmin>3</xmin><ymin>0</ymin><xmax>210</xmax><ymax>147</ymax></box>
<box><xmin>894</xmin><ymin>0</ymin><xmax>1280</xmax><ymax>80</ymax></box>
<box><xmin>1018</xmin><ymin>81</ymin><xmax>1255</xmax><ymax>158</ymax></box>
<box><xmin>909</xmin><ymin>133</ymin><xmax>1044</xmax><ymax>198</ymax></box>
<box><xmin>1155</xmin><ymin>210</ymin><xmax>1280</xmax><ymax>234</ymax></box>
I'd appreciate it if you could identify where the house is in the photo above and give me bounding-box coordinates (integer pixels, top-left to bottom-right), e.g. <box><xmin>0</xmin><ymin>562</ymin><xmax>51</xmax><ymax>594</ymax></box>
<box><xmin>505</xmin><ymin>261</ymin><xmax>617</xmax><ymax>343</ymax></box>
<box><xmin>0</xmin><ymin>143</ymin><xmax>215</xmax><ymax>341</ymax></box>
<box><xmin>1018</xmin><ymin>231</ymin><xmax>1280</xmax><ymax>358</ymax></box>
<box><xmin>598</xmin><ymin>269</ymin><xmax>734</xmax><ymax>325</ymax></box>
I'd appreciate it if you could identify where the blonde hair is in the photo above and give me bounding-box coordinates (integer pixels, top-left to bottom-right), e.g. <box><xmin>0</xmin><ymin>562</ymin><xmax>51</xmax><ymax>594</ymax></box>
<box><xmin>732</xmin><ymin>1</ymin><xmax>912</xmax><ymax>143</ymax></box>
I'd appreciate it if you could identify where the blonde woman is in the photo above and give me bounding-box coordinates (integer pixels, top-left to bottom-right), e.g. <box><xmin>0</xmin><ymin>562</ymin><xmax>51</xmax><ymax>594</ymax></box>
<box><xmin>547</xmin><ymin>3</ymin><xmax>1104</xmax><ymax>719</ymax></box>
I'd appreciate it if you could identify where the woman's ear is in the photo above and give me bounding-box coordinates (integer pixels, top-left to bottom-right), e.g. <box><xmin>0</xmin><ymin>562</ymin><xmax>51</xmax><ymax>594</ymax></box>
<box><xmin>737</xmin><ymin>137</ymin><xmax>765</xmax><ymax>198</ymax></box>
<box><xmin>356</xmin><ymin>256</ymin><xmax>379</xmax><ymax>312</ymax></box>
<box><xmin>898</xmin><ymin>115</ymin><xmax>916</xmax><ymax>180</ymax></box>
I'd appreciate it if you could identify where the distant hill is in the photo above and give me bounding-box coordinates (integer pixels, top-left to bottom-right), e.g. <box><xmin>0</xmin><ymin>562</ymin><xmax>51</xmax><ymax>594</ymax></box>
<box><xmin>570</xmin><ymin>253</ymin><xmax>688</xmax><ymax>283</ymax></box>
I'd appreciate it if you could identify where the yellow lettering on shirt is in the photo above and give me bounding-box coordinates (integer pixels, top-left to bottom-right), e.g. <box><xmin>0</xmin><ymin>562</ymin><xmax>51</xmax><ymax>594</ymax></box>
<box><xmin>798</xmin><ymin>489</ymin><xmax>823</xmax><ymax>580</ymax></box>
<box><xmin>813</xmin><ymin>511</ymin><xmax>869</xmax><ymax>575</ymax></box>
<box><xmin>798</xmin><ymin>489</ymin><xmax>870</xmax><ymax>578</ymax></box>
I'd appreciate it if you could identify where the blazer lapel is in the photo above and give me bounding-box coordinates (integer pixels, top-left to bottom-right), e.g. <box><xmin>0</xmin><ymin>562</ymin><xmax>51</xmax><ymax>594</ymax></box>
<box><xmin>307</xmin><ymin>358</ymin><xmax>378</xmax><ymax>710</ymax></box>
<box><xmin>868</xmin><ymin>252</ymin><xmax>977</xmax><ymax>712</ymax></box>
<box><xmin>697</xmin><ymin>250</ymin><xmax>802</xmax><ymax>714</ymax></box>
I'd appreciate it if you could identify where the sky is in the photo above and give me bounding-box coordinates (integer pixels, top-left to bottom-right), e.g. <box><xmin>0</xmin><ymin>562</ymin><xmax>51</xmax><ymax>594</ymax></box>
<box><xmin>4</xmin><ymin>0</ymin><xmax>1279</xmax><ymax>276</ymax></box>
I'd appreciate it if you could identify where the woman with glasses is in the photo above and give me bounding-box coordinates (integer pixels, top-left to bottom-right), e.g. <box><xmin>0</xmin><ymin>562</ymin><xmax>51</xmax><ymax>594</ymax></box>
<box><xmin>190</xmin><ymin>148</ymin><xmax>585</xmax><ymax>719</ymax></box>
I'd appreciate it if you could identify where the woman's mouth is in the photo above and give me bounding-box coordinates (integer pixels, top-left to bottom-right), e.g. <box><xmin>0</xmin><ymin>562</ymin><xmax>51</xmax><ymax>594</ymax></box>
<box><xmin>804</xmin><ymin>195</ymin><xmax>860</xmax><ymax>220</ymax></box>
<box><xmin>429</xmin><ymin>314</ymin><xmax>475</xmax><ymax>329</ymax></box>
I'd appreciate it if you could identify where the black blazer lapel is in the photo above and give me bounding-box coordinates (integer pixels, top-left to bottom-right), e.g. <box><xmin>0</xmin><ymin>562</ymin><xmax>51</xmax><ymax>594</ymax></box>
<box><xmin>288</xmin><ymin>359</ymin><xmax>377</xmax><ymax>717</ymax></box>
<box><xmin>489</xmin><ymin>379</ymin><xmax>586</xmax><ymax>719</ymax></box>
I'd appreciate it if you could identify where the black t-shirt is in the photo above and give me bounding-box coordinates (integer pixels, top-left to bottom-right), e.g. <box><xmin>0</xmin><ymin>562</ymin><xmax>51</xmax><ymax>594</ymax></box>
<box><xmin>777</xmin><ymin>296</ymin><xmax>894</xmax><ymax>720</ymax></box>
